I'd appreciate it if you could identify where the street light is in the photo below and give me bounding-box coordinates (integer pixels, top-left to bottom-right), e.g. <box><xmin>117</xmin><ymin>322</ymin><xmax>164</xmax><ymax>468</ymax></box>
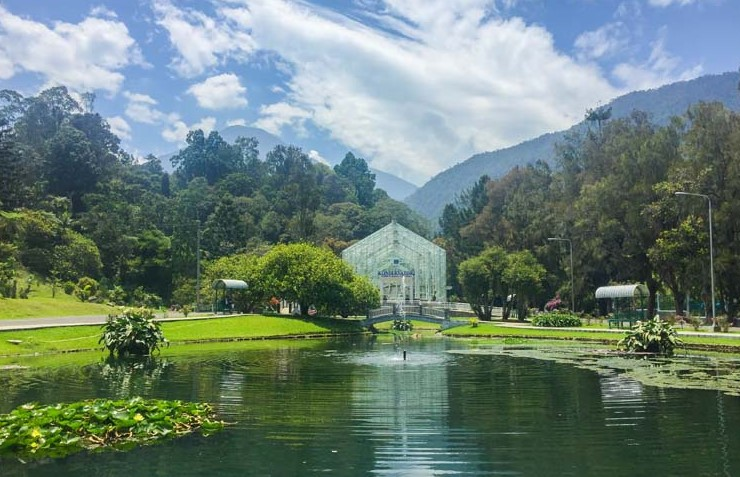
<box><xmin>547</xmin><ymin>237</ymin><xmax>574</xmax><ymax>312</ymax></box>
<box><xmin>675</xmin><ymin>191</ymin><xmax>716</xmax><ymax>331</ymax></box>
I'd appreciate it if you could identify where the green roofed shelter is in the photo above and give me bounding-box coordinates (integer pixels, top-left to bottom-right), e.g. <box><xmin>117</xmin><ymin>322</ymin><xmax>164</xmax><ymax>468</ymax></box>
<box><xmin>212</xmin><ymin>279</ymin><xmax>248</xmax><ymax>313</ymax></box>
<box><xmin>595</xmin><ymin>284</ymin><xmax>648</xmax><ymax>328</ymax></box>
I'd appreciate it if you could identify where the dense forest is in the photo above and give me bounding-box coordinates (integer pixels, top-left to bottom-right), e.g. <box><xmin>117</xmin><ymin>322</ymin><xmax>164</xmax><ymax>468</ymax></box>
<box><xmin>0</xmin><ymin>87</ymin><xmax>429</xmax><ymax>309</ymax></box>
<box><xmin>439</xmin><ymin>102</ymin><xmax>740</xmax><ymax>321</ymax></box>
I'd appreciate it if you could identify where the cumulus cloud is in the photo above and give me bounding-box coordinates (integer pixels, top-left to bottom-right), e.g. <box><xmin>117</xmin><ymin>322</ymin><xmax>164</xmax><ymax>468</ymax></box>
<box><xmin>107</xmin><ymin>115</ymin><xmax>132</xmax><ymax>140</ymax></box>
<box><xmin>612</xmin><ymin>29</ymin><xmax>702</xmax><ymax>91</ymax></box>
<box><xmin>574</xmin><ymin>22</ymin><xmax>629</xmax><ymax>61</ymax></box>
<box><xmin>124</xmin><ymin>91</ymin><xmax>164</xmax><ymax>124</ymax></box>
<box><xmin>156</xmin><ymin>0</ymin><xmax>703</xmax><ymax>183</ymax></box>
<box><xmin>162</xmin><ymin>114</ymin><xmax>216</xmax><ymax>143</ymax></box>
<box><xmin>152</xmin><ymin>0</ymin><xmax>255</xmax><ymax>77</ymax></box>
<box><xmin>0</xmin><ymin>6</ymin><xmax>143</xmax><ymax>93</ymax></box>
<box><xmin>187</xmin><ymin>73</ymin><xmax>248</xmax><ymax>110</ymax></box>
<box><xmin>226</xmin><ymin>118</ymin><xmax>247</xmax><ymax>127</ymax></box>
<box><xmin>215</xmin><ymin>0</ymin><xmax>619</xmax><ymax>183</ymax></box>
<box><xmin>253</xmin><ymin>102</ymin><xmax>311</xmax><ymax>136</ymax></box>
<box><xmin>308</xmin><ymin>149</ymin><xmax>330</xmax><ymax>165</ymax></box>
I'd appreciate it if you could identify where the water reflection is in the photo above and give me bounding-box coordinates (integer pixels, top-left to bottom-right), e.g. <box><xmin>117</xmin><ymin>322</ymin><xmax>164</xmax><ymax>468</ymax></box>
<box><xmin>0</xmin><ymin>338</ymin><xmax>738</xmax><ymax>476</ymax></box>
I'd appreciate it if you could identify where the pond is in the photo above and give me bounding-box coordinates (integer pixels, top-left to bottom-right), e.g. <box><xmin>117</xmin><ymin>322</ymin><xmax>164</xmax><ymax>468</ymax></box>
<box><xmin>1</xmin><ymin>336</ymin><xmax>738</xmax><ymax>476</ymax></box>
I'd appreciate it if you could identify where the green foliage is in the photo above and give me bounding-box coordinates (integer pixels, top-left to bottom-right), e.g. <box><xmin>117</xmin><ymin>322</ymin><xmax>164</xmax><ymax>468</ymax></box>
<box><xmin>617</xmin><ymin>315</ymin><xmax>684</xmax><ymax>355</ymax></box>
<box><xmin>259</xmin><ymin>243</ymin><xmax>378</xmax><ymax>317</ymax></box>
<box><xmin>531</xmin><ymin>312</ymin><xmax>583</xmax><ymax>327</ymax></box>
<box><xmin>99</xmin><ymin>308</ymin><xmax>168</xmax><ymax>357</ymax></box>
<box><xmin>74</xmin><ymin>277</ymin><xmax>99</xmax><ymax>302</ymax></box>
<box><xmin>0</xmin><ymin>397</ymin><xmax>224</xmax><ymax>460</ymax></box>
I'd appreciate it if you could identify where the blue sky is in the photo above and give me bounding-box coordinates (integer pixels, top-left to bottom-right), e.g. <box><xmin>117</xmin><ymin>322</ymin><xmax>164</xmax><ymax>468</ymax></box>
<box><xmin>0</xmin><ymin>0</ymin><xmax>737</xmax><ymax>185</ymax></box>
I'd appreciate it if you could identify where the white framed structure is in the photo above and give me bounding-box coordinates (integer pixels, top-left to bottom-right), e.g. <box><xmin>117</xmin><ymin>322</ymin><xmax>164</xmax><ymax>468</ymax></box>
<box><xmin>342</xmin><ymin>221</ymin><xmax>446</xmax><ymax>303</ymax></box>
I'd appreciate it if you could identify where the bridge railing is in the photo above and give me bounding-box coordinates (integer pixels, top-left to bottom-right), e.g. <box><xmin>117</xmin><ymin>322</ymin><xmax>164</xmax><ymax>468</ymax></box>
<box><xmin>368</xmin><ymin>306</ymin><xmax>394</xmax><ymax>319</ymax></box>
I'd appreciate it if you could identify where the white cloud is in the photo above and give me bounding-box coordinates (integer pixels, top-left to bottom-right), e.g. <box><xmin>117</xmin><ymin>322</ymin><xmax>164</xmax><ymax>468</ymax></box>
<box><xmin>226</xmin><ymin>118</ymin><xmax>247</xmax><ymax>127</ymax></box>
<box><xmin>107</xmin><ymin>115</ymin><xmax>131</xmax><ymax>140</ymax></box>
<box><xmin>308</xmin><ymin>149</ymin><xmax>330</xmax><ymax>165</ymax></box>
<box><xmin>574</xmin><ymin>22</ymin><xmax>629</xmax><ymax>61</ymax></box>
<box><xmin>211</xmin><ymin>0</ymin><xmax>618</xmax><ymax>183</ymax></box>
<box><xmin>187</xmin><ymin>73</ymin><xmax>248</xmax><ymax>110</ymax></box>
<box><xmin>612</xmin><ymin>29</ymin><xmax>702</xmax><ymax>91</ymax></box>
<box><xmin>157</xmin><ymin>0</ymin><xmax>704</xmax><ymax>183</ymax></box>
<box><xmin>0</xmin><ymin>6</ymin><xmax>144</xmax><ymax>93</ymax></box>
<box><xmin>152</xmin><ymin>0</ymin><xmax>255</xmax><ymax>77</ymax></box>
<box><xmin>253</xmin><ymin>102</ymin><xmax>311</xmax><ymax>136</ymax></box>
<box><xmin>123</xmin><ymin>91</ymin><xmax>164</xmax><ymax>124</ymax></box>
<box><xmin>162</xmin><ymin>114</ymin><xmax>216</xmax><ymax>143</ymax></box>
<box><xmin>89</xmin><ymin>5</ymin><xmax>118</xmax><ymax>19</ymax></box>
<box><xmin>647</xmin><ymin>0</ymin><xmax>704</xmax><ymax>6</ymax></box>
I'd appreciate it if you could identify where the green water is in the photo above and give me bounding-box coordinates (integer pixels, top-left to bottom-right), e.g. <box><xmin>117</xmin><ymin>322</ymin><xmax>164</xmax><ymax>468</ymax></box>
<box><xmin>0</xmin><ymin>336</ymin><xmax>738</xmax><ymax>476</ymax></box>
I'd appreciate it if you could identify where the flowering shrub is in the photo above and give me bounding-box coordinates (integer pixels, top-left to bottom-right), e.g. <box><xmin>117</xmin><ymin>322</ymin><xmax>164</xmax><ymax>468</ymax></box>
<box><xmin>531</xmin><ymin>312</ymin><xmax>582</xmax><ymax>327</ymax></box>
<box><xmin>544</xmin><ymin>295</ymin><xmax>563</xmax><ymax>312</ymax></box>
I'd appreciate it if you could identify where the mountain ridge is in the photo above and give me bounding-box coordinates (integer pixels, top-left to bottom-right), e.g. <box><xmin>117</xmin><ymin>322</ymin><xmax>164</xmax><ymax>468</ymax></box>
<box><xmin>405</xmin><ymin>71</ymin><xmax>740</xmax><ymax>220</ymax></box>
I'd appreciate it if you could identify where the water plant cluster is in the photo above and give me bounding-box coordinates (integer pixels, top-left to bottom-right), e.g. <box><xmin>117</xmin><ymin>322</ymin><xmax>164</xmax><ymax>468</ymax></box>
<box><xmin>99</xmin><ymin>308</ymin><xmax>168</xmax><ymax>357</ymax></box>
<box><xmin>618</xmin><ymin>316</ymin><xmax>684</xmax><ymax>355</ymax></box>
<box><xmin>531</xmin><ymin>312</ymin><xmax>582</xmax><ymax>327</ymax></box>
<box><xmin>0</xmin><ymin>397</ymin><xmax>225</xmax><ymax>460</ymax></box>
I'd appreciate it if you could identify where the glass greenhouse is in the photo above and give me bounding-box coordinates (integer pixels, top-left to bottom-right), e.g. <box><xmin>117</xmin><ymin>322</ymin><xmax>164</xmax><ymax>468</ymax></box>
<box><xmin>342</xmin><ymin>221</ymin><xmax>447</xmax><ymax>303</ymax></box>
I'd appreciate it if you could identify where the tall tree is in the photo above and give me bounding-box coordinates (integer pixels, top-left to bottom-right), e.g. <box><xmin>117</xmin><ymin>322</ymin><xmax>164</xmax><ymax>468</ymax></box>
<box><xmin>334</xmin><ymin>152</ymin><xmax>376</xmax><ymax>207</ymax></box>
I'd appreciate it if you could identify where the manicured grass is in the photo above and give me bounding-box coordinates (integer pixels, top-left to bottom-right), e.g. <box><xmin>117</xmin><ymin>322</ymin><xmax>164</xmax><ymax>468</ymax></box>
<box><xmin>372</xmin><ymin>319</ymin><xmax>440</xmax><ymax>330</ymax></box>
<box><xmin>0</xmin><ymin>297</ymin><xmax>115</xmax><ymax>320</ymax></box>
<box><xmin>446</xmin><ymin>324</ymin><xmax>625</xmax><ymax>342</ymax></box>
<box><xmin>0</xmin><ymin>276</ymin><xmax>116</xmax><ymax>320</ymax></box>
<box><xmin>446</xmin><ymin>323</ymin><xmax>740</xmax><ymax>350</ymax></box>
<box><xmin>0</xmin><ymin>314</ymin><xmax>364</xmax><ymax>358</ymax></box>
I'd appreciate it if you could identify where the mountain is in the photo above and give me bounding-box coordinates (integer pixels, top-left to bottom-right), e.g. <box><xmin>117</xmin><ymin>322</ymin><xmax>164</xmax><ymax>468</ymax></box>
<box><xmin>405</xmin><ymin>71</ymin><xmax>740</xmax><ymax>220</ymax></box>
<box><xmin>157</xmin><ymin>125</ymin><xmax>418</xmax><ymax>201</ymax></box>
<box><xmin>371</xmin><ymin>168</ymin><xmax>418</xmax><ymax>200</ymax></box>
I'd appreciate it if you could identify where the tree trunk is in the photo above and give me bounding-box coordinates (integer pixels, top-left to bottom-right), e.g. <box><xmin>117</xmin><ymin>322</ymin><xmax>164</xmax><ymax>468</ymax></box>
<box><xmin>646</xmin><ymin>277</ymin><xmax>658</xmax><ymax>319</ymax></box>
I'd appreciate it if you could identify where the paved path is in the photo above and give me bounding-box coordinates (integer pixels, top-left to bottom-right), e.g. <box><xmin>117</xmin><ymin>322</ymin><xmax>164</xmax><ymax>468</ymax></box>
<box><xmin>0</xmin><ymin>312</ymin><xmax>231</xmax><ymax>331</ymax></box>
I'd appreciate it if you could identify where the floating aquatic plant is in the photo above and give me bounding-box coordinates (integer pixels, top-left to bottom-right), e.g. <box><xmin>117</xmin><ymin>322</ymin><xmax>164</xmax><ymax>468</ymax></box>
<box><xmin>0</xmin><ymin>397</ymin><xmax>225</xmax><ymax>460</ymax></box>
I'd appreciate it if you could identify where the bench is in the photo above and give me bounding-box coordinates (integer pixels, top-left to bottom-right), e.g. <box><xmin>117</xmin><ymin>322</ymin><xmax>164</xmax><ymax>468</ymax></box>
<box><xmin>607</xmin><ymin>317</ymin><xmax>640</xmax><ymax>329</ymax></box>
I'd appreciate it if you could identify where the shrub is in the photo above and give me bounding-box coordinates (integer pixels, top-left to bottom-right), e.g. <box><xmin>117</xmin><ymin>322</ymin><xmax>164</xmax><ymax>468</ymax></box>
<box><xmin>617</xmin><ymin>315</ymin><xmax>684</xmax><ymax>356</ymax></box>
<box><xmin>531</xmin><ymin>312</ymin><xmax>582</xmax><ymax>327</ymax></box>
<box><xmin>74</xmin><ymin>277</ymin><xmax>99</xmax><ymax>302</ymax></box>
<box><xmin>99</xmin><ymin>308</ymin><xmax>168</xmax><ymax>357</ymax></box>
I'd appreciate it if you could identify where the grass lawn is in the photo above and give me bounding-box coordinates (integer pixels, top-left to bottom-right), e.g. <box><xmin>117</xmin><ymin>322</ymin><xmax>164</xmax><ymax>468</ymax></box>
<box><xmin>0</xmin><ymin>314</ymin><xmax>365</xmax><ymax>358</ymax></box>
<box><xmin>0</xmin><ymin>279</ymin><xmax>116</xmax><ymax>320</ymax></box>
<box><xmin>445</xmin><ymin>323</ymin><xmax>740</xmax><ymax>349</ymax></box>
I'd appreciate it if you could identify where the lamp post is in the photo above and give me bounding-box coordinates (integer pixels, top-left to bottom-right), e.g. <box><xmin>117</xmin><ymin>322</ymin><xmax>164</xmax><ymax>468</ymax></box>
<box><xmin>675</xmin><ymin>191</ymin><xmax>716</xmax><ymax>330</ymax></box>
<box><xmin>548</xmin><ymin>237</ymin><xmax>574</xmax><ymax>312</ymax></box>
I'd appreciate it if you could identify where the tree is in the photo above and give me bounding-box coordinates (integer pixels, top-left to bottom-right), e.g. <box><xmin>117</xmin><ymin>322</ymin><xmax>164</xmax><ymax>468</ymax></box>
<box><xmin>334</xmin><ymin>152</ymin><xmax>376</xmax><ymax>207</ymax></box>
<box><xmin>457</xmin><ymin>246</ymin><xmax>508</xmax><ymax>321</ymax></box>
<box><xmin>259</xmin><ymin>243</ymin><xmax>371</xmax><ymax>316</ymax></box>
<box><xmin>171</xmin><ymin>130</ymin><xmax>243</xmax><ymax>185</ymax></box>
<box><xmin>51</xmin><ymin>230</ymin><xmax>103</xmax><ymax>281</ymax></box>
<box><xmin>503</xmin><ymin>250</ymin><xmax>546</xmax><ymax>321</ymax></box>
<box><xmin>201</xmin><ymin>253</ymin><xmax>266</xmax><ymax>313</ymax></box>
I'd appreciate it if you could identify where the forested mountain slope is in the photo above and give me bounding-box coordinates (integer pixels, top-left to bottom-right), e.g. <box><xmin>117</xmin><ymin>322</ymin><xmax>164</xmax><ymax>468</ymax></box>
<box><xmin>406</xmin><ymin>71</ymin><xmax>740</xmax><ymax>220</ymax></box>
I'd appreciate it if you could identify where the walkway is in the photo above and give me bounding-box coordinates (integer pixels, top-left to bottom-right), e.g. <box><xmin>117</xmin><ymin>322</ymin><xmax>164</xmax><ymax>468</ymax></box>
<box><xmin>0</xmin><ymin>312</ymin><xmax>237</xmax><ymax>331</ymax></box>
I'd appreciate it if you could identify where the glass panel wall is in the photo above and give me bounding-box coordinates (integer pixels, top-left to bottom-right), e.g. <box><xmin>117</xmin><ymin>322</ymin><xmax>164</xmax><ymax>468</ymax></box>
<box><xmin>342</xmin><ymin>221</ymin><xmax>446</xmax><ymax>302</ymax></box>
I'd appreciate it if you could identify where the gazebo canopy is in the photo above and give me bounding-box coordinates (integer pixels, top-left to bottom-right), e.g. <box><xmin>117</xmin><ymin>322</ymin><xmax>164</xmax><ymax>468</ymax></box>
<box><xmin>212</xmin><ymin>279</ymin><xmax>248</xmax><ymax>290</ymax></box>
<box><xmin>595</xmin><ymin>284</ymin><xmax>648</xmax><ymax>299</ymax></box>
